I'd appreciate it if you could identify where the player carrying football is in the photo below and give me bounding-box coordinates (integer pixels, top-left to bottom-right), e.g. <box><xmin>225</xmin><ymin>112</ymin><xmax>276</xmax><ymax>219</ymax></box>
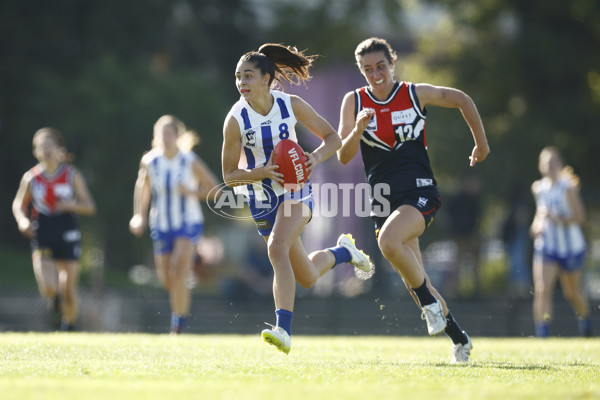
<box><xmin>222</xmin><ymin>43</ymin><xmax>373</xmax><ymax>354</ymax></box>
<box><xmin>338</xmin><ymin>37</ymin><xmax>490</xmax><ymax>363</ymax></box>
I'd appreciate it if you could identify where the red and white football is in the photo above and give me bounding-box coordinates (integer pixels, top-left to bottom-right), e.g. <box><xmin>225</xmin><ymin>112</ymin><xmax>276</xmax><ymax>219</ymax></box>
<box><xmin>271</xmin><ymin>139</ymin><xmax>309</xmax><ymax>191</ymax></box>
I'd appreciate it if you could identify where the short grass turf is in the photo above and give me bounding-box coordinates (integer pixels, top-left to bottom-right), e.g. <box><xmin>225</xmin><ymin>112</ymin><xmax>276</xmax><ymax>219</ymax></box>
<box><xmin>0</xmin><ymin>333</ymin><xmax>599</xmax><ymax>400</ymax></box>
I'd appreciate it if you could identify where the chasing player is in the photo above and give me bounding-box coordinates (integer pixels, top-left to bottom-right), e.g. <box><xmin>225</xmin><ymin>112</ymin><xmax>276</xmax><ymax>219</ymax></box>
<box><xmin>13</xmin><ymin>127</ymin><xmax>96</xmax><ymax>331</ymax></box>
<box><xmin>337</xmin><ymin>37</ymin><xmax>490</xmax><ymax>363</ymax></box>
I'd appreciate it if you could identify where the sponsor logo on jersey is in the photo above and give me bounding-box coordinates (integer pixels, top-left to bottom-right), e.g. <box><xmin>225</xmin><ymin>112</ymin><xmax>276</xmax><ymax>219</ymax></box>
<box><xmin>261</xmin><ymin>120</ymin><xmax>272</xmax><ymax>126</ymax></box>
<box><xmin>417</xmin><ymin>197</ymin><xmax>428</xmax><ymax>208</ymax></box>
<box><xmin>366</xmin><ymin>115</ymin><xmax>377</xmax><ymax>131</ymax></box>
<box><xmin>391</xmin><ymin>109</ymin><xmax>417</xmax><ymax>125</ymax></box>
<box><xmin>244</xmin><ymin>130</ymin><xmax>256</xmax><ymax>148</ymax></box>
<box><xmin>416</xmin><ymin>178</ymin><xmax>433</xmax><ymax>187</ymax></box>
<box><xmin>53</xmin><ymin>183</ymin><xmax>73</xmax><ymax>199</ymax></box>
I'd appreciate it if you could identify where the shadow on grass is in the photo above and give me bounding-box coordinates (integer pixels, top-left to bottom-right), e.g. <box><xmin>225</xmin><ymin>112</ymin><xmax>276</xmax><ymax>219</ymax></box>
<box><xmin>355</xmin><ymin>360</ymin><xmax>556</xmax><ymax>370</ymax></box>
<box><xmin>428</xmin><ymin>361</ymin><xmax>597</xmax><ymax>370</ymax></box>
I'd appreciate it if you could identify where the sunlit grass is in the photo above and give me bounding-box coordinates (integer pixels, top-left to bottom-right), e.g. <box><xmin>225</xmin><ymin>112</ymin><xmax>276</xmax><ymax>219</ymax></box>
<box><xmin>1</xmin><ymin>333</ymin><xmax>599</xmax><ymax>400</ymax></box>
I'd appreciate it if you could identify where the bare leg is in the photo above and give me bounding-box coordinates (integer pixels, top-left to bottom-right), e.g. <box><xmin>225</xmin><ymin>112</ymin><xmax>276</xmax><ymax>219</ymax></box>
<box><xmin>377</xmin><ymin>205</ymin><xmax>450</xmax><ymax>337</ymax></box>
<box><xmin>377</xmin><ymin>205</ymin><xmax>426</xmax><ymax>287</ymax></box>
<box><xmin>32</xmin><ymin>250</ymin><xmax>58</xmax><ymax>299</ymax></box>
<box><xmin>168</xmin><ymin>238</ymin><xmax>196</xmax><ymax>316</ymax></box>
<box><xmin>289</xmin><ymin>239</ymin><xmax>336</xmax><ymax>289</ymax></box>
<box><xmin>264</xmin><ymin>201</ymin><xmax>312</xmax><ymax>312</ymax></box>
<box><xmin>155</xmin><ymin>253</ymin><xmax>172</xmax><ymax>291</ymax></box>
<box><xmin>403</xmin><ymin>238</ymin><xmax>449</xmax><ymax>315</ymax></box>
<box><xmin>57</xmin><ymin>260</ymin><xmax>80</xmax><ymax>325</ymax></box>
<box><xmin>559</xmin><ymin>269</ymin><xmax>590</xmax><ymax>319</ymax></box>
<box><xmin>532</xmin><ymin>258</ymin><xmax>559</xmax><ymax>326</ymax></box>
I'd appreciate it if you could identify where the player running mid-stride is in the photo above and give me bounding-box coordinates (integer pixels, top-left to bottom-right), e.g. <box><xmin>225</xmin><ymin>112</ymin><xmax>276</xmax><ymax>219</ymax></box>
<box><xmin>130</xmin><ymin>115</ymin><xmax>219</xmax><ymax>334</ymax></box>
<box><xmin>337</xmin><ymin>38</ymin><xmax>490</xmax><ymax>363</ymax></box>
<box><xmin>13</xmin><ymin>128</ymin><xmax>96</xmax><ymax>331</ymax></box>
<box><xmin>530</xmin><ymin>146</ymin><xmax>592</xmax><ymax>337</ymax></box>
<box><xmin>222</xmin><ymin>43</ymin><xmax>373</xmax><ymax>354</ymax></box>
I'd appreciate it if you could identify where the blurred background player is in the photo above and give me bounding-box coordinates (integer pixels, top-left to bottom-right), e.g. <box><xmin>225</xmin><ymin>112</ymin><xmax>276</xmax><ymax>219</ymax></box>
<box><xmin>530</xmin><ymin>146</ymin><xmax>592</xmax><ymax>337</ymax></box>
<box><xmin>129</xmin><ymin>115</ymin><xmax>219</xmax><ymax>334</ymax></box>
<box><xmin>222</xmin><ymin>43</ymin><xmax>372</xmax><ymax>354</ymax></box>
<box><xmin>12</xmin><ymin>127</ymin><xmax>96</xmax><ymax>331</ymax></box>
<box><xmin>337</xmin><ymin>37</ymin><xmax>489</xmax><ymax>363</ymax></box>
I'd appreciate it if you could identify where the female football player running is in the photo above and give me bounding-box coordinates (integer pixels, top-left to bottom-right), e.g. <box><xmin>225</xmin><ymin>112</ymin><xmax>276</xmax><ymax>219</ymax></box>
<box><xmin>337</xmin><ymin>37</ymin><xmax>489</xmax><ymax>363</ymax></box>
<box><xmin>13</xmin><ymin>127</ymin><xmax>96</xmax><ymax>331</ymax></box>
<box><xmin>530</xmin><ymin>146</ymin><xmax>592</xmax><ymax>337</ymax></box>
<box><xmin>130</xmin><ymin>115</ymin><xmax>219</xmax><ymax>333</ymax></box>
<box><xmin>222</xmin><ymin>43</ymin><xmax>372</xmax><ymax>354</ymax></box>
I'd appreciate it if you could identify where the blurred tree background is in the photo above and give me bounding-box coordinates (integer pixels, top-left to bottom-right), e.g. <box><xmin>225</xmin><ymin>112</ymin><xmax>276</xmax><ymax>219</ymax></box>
<box><xmin>1</xmin><ymin>0</ymin><xmax>599</xmax><ymax>291</ymax></box>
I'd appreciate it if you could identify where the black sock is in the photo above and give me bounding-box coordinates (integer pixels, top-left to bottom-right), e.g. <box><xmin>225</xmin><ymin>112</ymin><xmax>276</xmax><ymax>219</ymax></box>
<box><xmin>444</xmin><ymin>312</ymin><xmax>468</xmax><ymax>345</ymax></box>
<box><xmin>411</xmin><ymin>279</ymin><xmax>437</xmax><ymax>307</ymax></box>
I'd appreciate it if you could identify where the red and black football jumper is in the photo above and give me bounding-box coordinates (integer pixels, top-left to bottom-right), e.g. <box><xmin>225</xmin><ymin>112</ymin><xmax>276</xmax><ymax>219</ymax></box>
<box><xmin>355</xmin><ymin>81</ymin><xmax>441</xmax><ymax>231</ymax></box>
<box><xmin>28</xmin><ymin>163</ymin><xmax>81</xmax><ymax>260</ymax></box>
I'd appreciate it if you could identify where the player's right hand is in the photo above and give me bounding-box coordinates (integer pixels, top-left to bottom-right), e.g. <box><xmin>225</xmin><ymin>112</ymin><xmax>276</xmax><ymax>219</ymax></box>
<box><xmin>355</xmin><ymin>108</ymin><xmax>375</xmax><ymax>133</ymax></box>
<box><xmin>262</xmin><ymin>157</ymin><xmax>284</xmax><ymax>184</ymax></box>
<box><xmin>129</xmin><ymin>214</ymin><xmax>146</xmax><ymax>237</ymax></box>
<box><xmin>17</xmin><ymin>217</ymin><xmax>35</xmax><ymax>239</ymax></box>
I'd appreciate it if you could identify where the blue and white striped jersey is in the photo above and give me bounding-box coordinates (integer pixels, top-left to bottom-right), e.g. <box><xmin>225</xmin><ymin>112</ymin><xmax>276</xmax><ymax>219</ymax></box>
<box><xmin>142</xmin><ymin>148</ymin><xmax>204</xmax><ymax>232</ymax></box>
<box><xmin>532</xmin><ymin>177</ymin><xmax>586</xmax><ymax>257</ymax></box>
<box><xmin>227</xmin><ymin>90</ymin><xmax>298</xmax><ymax>200</ymax></box>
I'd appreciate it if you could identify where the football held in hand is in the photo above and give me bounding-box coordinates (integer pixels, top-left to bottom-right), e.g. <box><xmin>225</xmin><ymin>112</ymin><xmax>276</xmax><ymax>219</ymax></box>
<box><xmin>272</xmin><ymin>139</ymin><xmax>308</xmax><ymax>192</ymax></box>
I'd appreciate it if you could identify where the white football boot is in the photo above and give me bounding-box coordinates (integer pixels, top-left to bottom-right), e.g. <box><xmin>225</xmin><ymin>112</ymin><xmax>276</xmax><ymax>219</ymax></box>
<box><xmin>337</xmin><ymin>233</ymin><xmax>373</xmax><ymax>272</ymax></box>
<box><xmin>421</xmin><ymin>300</ymin><xmax>447</xmax><ymax>336</ymax></box>
<box><xmin>450</xmin><ymin>332</ymin><xmax>473</xmax><ymax>363</ymax></box>
<box><xmin>261</xmin><ymin>326</ymin><xmax>291</xmax><ymax>354</ymax></box>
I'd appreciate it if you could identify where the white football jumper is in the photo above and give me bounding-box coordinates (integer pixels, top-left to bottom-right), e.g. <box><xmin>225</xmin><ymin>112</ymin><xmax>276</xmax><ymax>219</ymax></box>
<box><xmin>226</xmin><ymin>90</ymin><xmax>299</xmax><ymax>200</ymax></box>
<box><xmin>142</xmin><ymin>148</ymin><xmax>204</xmax><ymax>232</ymax></box>
<box><xmin>532</xmin><ymin>176</ymin><xmax>586</xmax><ymax>258</ymax></box>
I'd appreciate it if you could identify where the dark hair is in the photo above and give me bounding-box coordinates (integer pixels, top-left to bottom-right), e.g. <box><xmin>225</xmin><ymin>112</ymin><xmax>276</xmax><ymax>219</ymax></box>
<box><xmin>32</xmin><ymin>127</ymin><xmax>74</xmax><ymax>162</ymax></box>
<box><xmin>354</xmin><ymin>37</ymin><xmax>397</xmax><ymax>66</ymax></box>
<box><xmin>240</xmin><ymin>43</ymin><xmax>318</xmax><ymax>89</ymax></box>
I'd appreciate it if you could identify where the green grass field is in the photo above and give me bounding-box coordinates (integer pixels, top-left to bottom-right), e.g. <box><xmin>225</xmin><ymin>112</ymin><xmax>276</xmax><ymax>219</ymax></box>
<box><xmin>1</xmin><ymin>333</ymin><xmax>598</xmax><ymax>400</ymax></box>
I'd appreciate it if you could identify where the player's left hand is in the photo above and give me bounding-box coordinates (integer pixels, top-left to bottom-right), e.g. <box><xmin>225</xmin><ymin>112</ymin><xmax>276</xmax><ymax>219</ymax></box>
<box><xmin>304</xmin><ymin>151</ymin><xmax>319</xmax><ymax>180</ymax></box>
<box><xmin>469</xmin><ymin>144</ymin><xmax>490</xmax><ymax>166</ymax></box>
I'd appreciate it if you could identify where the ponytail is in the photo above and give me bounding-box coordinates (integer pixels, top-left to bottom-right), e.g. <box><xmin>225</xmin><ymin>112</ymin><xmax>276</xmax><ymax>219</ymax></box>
<box><xmin>561</xmin><ymin>165</ymin><xmax>581</xmax><ymax>188</ymax></box>
<box><xmin>241</xmin><ymin>43</ymin><xmax>318</xmax><ymax>89</ymax></box>
<box><xmin>178</xmin><ymin>130</ymin><xmax>200</xmax><ymax>152</ymax></box>
<box><xmin>152</xmin><ymin>115</ymin><xmax>200</xmax><ymax>152</ymax></box>
<box><xmin>538</xmin><ymin>146</ymin><xmax>580</xmax><ymax>188</ymax></box>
